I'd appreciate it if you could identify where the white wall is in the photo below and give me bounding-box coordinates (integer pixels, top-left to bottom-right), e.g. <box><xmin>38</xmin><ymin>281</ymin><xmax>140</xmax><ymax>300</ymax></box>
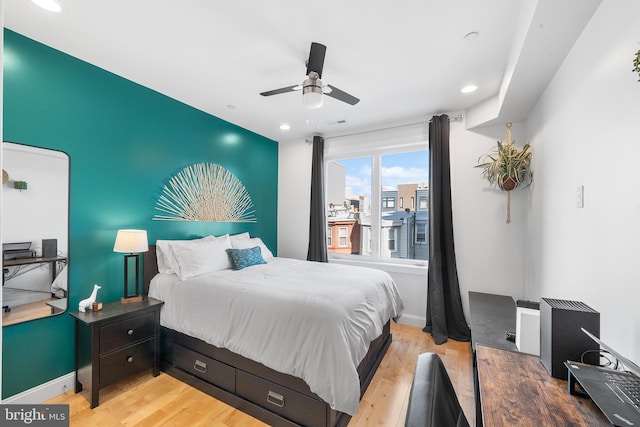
<box><xmin>525</xmin><ymin>0</ymin><xmax>640</xmax><ymax>362</ymax></box>
<box><xmin>450</xmin><ymin>120</ymin><xmax>527</xmax><ymax>319</ymax></box>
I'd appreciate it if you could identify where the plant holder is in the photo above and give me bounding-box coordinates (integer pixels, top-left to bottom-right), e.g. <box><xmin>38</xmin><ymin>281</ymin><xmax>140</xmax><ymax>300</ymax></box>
<box><xmin>475</xmin><ymin>122</ymin><xmax>533</xmax><ymax>224</ymax></box>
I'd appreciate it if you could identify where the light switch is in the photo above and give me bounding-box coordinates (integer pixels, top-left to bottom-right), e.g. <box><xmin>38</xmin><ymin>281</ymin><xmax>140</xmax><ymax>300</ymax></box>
<box><xmin>576</xmin><ymin>185</ymin><xmax>584</xmax><ymax>208</ymax></box>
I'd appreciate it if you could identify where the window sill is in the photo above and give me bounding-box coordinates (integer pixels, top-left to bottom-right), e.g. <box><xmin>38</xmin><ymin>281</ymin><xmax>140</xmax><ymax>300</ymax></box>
<box><xmin>328</xmin><ymin>256</ymin><xmax>428</xmax><ymax>275</ymax></box>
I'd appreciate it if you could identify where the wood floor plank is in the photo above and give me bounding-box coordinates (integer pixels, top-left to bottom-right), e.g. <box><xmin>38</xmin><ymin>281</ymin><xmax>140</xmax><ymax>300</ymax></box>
<box><xmin>46</xmin><ymin>323</ymin><xmax>473</xmax><ymax>426</ymax></box>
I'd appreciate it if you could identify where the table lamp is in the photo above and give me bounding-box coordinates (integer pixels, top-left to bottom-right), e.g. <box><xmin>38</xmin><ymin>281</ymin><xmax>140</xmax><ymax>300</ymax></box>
<box><xmin>113</xmin><ymin>229</ymin><xmax>149</xmax><ymax>304</ymax></box>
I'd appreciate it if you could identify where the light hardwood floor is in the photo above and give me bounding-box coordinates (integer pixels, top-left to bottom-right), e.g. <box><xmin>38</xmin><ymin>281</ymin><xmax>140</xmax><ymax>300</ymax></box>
<box><xmin>2</xmin><ymin>297</ymin><xmax>57</xmax><ymax>326</ymax></box>
<box><xmin>46</xmin><ymin>322</ymin><xmax>474</xmax><ymax>426</ymax></box>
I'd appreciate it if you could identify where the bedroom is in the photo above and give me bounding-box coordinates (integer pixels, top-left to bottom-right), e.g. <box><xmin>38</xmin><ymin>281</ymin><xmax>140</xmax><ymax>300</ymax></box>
<box><xmin>1</xmin><ymin>0</ymin><xmax>640</xmax><ymax>425</ymax></box>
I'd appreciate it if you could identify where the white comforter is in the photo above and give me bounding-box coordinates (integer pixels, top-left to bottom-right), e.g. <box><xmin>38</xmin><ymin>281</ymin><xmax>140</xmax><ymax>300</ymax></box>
<box><xmin>148</xmin><ymin>257</ymin><xmax>404</xmax><ymax>415</ymax></box>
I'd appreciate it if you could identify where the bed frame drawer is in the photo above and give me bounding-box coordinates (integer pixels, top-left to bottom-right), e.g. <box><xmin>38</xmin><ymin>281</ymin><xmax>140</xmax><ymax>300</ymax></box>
<box><xmin>100</xmin><ymin>312</ymin><xmax>155</xmax><ymax>353</ymax></box>
<box><xmin>169</xmin><ymin>343</ymin><xmax>235</xmax><ymax>393</ymax></box>
<box><xmin>236</xmin><ymin>370</ymin><xmax>326</xmax><ymax>427</ymax></box>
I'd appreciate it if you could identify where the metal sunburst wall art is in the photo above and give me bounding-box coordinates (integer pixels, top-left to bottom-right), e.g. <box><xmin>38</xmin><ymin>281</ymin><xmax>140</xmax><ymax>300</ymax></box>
<box><xmin>154</xmin><ymin>163</ymin><xmax>256</xmax><ymax>222</ymax></box>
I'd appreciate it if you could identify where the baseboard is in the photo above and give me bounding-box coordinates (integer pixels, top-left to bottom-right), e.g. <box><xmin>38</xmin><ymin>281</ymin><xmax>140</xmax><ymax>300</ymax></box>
<box><xmin>397</xmin><ymin>313</ymin><xmax>425</xmax><ymax>328</ymax></box>
<box><xmin>1</xmin><ymin>372</ymin><xmax>74</xmax><ymax>404</ymax></box>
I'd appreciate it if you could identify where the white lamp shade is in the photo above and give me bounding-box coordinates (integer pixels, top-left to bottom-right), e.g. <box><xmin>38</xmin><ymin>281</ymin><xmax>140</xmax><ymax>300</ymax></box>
<box><xmin>113</xmin><ymin>229</ymin><xmax>149</xmax><ymax>253</ymax></box>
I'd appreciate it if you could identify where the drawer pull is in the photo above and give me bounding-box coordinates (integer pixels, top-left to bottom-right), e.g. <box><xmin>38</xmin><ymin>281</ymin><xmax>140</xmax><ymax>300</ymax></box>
<box><xmin>267</xmin><ymin>390</ymin><xmax>285</xmax><ymax>408</ymax></box>
<box><xmin>127</xmin><ymin>356</ymin><xmax>134</xmax><ymax>363</ymax></box>
<box><xmin>127</xmin><ymin>329</ymin><xmax>134</xmax><ymax>335</ymax></box>
<box><xmin>194</xmin><ymin>360</ymin><xmax>207</xmax><ymax>374</ymax></box>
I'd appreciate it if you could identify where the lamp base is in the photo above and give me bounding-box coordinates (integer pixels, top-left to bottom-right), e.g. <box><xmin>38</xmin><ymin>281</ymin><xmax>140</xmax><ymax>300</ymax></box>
<box><xmin>121</xmin><ymin>295</ymin><xmax>144</xmax><ymax>304</ymax></box>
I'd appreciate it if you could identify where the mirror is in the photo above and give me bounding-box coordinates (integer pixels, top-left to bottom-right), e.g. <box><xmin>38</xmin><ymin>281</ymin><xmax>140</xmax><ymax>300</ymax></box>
<box><xmin>2</xmin><ymin>142</ymin><xmax>69</xmax><ymax>326</ymax></box>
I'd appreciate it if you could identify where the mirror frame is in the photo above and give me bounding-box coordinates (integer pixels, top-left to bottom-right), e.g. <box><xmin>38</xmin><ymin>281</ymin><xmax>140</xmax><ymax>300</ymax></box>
<box><xmin>2</xmin><ymin>141</ymin><xmax>70</xmax><ymax>326</ymax></box>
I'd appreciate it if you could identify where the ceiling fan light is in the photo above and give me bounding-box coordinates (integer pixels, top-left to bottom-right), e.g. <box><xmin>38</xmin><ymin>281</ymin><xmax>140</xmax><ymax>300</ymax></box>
<box><xmin>303</xmin><ymin>91</ymin><xmax>323</xmax><ymax>109</ymax></box>
<box><xmin>302</xmin><ymin>76</ymin><xmax>323</xmax><ymax>109</ymax></box>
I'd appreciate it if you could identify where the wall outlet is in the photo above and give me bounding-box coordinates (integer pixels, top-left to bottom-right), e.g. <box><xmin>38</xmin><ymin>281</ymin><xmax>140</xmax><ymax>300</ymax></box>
<box><xmin>577</xmin><ymin>185</ymin><xmax>584</xmax><ymax>208</ymax></box>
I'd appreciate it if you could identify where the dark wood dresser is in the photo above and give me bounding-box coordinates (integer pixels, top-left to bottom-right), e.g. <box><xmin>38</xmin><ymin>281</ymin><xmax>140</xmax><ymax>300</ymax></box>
<box><xmin>70</xmin><ymin>297</ymin><xmax>163</xmax><ymax>408</ymax></box>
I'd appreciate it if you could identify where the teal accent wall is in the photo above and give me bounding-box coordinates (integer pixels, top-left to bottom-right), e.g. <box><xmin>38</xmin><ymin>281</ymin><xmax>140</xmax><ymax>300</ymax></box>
<box><xmin>2</xmin><ymin>30</ymin><xmax>278</xmax><ymax>398</ymax></box>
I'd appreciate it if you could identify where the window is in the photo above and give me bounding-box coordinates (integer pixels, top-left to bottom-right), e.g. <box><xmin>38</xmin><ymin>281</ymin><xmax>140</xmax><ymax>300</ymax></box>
<box><xmin>327</xmin><ymin>227</ymin><xmax>332</xmax><ymax>247</ymax></box>
<box><xmin>382</xmin><ymin>197</ymin><xmax>395</xmax><ymax>208</ymax></box>
<box><xmin>325</xmin><ymin>148</ymin><xmax>428</xmax><ymax>262</ymax></box>
<box><xmin>338</xmin><ymin>227</ymin><xmax>348</xmax><ymax>247</ymax></box>
<box><xmin>416</xmin><ymin>223</ymin><xmax>426</xmax><ymax>243</ymax></box>
<box><xmin>388</xmin><ymin>229</ymin><xmax>397</xmax><ymax>252</ymax></box>
<box><xmin>419</xmin><ymin>197</ymin><xmax>427</xmax><ymax>210</ymax></box>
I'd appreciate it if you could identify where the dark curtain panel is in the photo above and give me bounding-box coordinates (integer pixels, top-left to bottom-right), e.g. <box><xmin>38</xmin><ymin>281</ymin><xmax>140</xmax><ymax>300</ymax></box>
<box><xmin>424</xmin><ymin>115</ymin><xmax>471</xmax><ymax>344</ymax></box>
<box><xmin>307</xmin><ymin>135</ymin><xmax>328</xmax><ymax>262</ymax></box>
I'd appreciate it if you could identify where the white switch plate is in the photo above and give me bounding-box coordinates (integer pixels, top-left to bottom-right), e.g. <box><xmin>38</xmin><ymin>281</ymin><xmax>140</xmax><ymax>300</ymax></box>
<box><xmin>577</xmin><ymin>185</ymin><xmax>584</xmax><ymax>208</ymax></box>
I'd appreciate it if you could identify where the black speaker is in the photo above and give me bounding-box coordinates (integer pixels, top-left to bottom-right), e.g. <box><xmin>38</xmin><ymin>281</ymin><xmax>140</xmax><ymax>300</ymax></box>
<box><xmin>42</xmin><ymin>239</ymin><xmax>57</xmax><ymax>258</ymax></box>
<box><xmin>540</xmin><ymin>298</ymin><xmax>600</xmax><ymax>379</ymax></box>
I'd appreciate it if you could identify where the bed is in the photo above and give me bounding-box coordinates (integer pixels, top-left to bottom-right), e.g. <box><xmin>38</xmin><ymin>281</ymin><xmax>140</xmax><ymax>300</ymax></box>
<box><xmin>143</xmin><ymin>235</ymin><xmax>404</xmax><ymax>427</ymax></box>
<box><xmin>51</xmin><ymin>264</ymin><xmax>68</xmax><ymax>298</ymax></box>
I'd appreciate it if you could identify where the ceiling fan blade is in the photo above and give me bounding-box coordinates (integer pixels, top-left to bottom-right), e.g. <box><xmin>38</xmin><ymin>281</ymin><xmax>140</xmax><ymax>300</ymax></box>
<box><xmin>260</xmin><ymin>85</ymin><xmax>301</xmax><ymax>97</ymax></box>
<box><xmin>306</xmin><ymin>42</ymin><xmax>326</xmax><ymax>78</ymax></box>
<box><xmin>324</xmin><ymin>85</ymin><xmax>360</xmax><ymax>105</ymax></box>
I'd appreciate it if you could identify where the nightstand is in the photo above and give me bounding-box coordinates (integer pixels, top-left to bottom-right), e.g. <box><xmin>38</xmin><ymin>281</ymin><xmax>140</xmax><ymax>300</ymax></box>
<box><xmin>70</xmin><ymin>297</ymin><xmax>164</xmax><ymax>408</ymax></box>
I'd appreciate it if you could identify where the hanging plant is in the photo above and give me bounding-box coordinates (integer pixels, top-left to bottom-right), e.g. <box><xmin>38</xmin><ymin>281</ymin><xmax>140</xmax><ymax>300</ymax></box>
<box><xmin>633</xmin><ymin>49</ymin><xmax>640</xmax><ymax>82</ymax></box>
<box><xmin>475</xmin><ymin>122</ymin><xmax>532</xmax><ymax>224</ymax></box>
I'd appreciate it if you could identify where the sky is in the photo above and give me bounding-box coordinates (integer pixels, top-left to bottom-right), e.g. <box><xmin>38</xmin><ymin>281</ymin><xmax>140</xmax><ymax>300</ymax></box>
<box><xmin>337</xmin><ymin>150</ymin><xmax>428</xmax><ymax>198</ymax></box>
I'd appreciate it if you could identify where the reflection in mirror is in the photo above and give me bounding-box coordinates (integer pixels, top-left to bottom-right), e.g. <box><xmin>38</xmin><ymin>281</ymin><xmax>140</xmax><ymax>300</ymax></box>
<box><xmin>2</xmin><ymin>142</ymin><xmax>69</xmax><ymax>326</ymax></box>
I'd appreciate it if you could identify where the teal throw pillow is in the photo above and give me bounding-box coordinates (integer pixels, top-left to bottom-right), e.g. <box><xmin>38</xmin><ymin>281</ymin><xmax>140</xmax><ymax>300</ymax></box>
<box><xmin>226</xmin><ymin>246</ymin><xmax>266</xmax><ymax>270</ymax></box>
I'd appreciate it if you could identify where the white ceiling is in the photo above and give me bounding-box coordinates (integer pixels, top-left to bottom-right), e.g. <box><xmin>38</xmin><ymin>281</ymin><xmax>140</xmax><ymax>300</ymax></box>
<box><xmin>3</xmin><ymin>0</ymin><xmax>602</xmax><ymax>142</ymax></box>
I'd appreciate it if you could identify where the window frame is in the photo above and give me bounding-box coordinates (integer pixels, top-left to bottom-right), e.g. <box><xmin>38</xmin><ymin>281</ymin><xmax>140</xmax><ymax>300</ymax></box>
<box><xmin>388</xmin><ymin>228</ymin><xmax>397</xmax><ymax>252</ymax></box>
<box><xmin>324</xmin><ymin>131</ymin><xmax>428</xmax><ymax>267</ymax></box>
<box><xmin>418</xmin><ymin>196</ymin><xmax>427</xmax><ymax>210</ymax></box>
<box><xmin>416</xmin><ymin>223</ymin><xmax>427</xmax><ymax>244</ymax></box>
<box><xmin>338</xmin><ymin>226</ymin><xmax>349</xmax><ymax>247</ymax></box>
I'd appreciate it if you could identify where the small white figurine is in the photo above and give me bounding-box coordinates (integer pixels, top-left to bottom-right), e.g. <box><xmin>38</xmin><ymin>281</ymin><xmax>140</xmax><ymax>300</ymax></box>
<box><xmin>79</xmin><ymin>284</ymin><xmax>101</xmax><ymax>312</ymax></box>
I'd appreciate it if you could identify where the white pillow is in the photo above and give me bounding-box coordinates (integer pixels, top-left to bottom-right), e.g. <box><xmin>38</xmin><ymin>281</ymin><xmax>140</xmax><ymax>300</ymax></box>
<box><xmin>168</xmin><ymin>235</ymin><xmax>232</xmax><ymax>279</ymax></box>
<box><xmin>156</xmin><ymin>241</ymin><xmax>177</xmax><ymax>274</ymax></box>
<box><xmin>230</xmin><ymin>232</ymin><xmax>250</xmax><ymax>242</ymax></box>
<box><xmin>156</xmin><ymin>236</ymin><xmax>214</xmax><ymax>275</ymax></box>
<box><xmin>231</xmin><ymin>237</ymin><xmax>274</xmax><ymax>261</ymax></box>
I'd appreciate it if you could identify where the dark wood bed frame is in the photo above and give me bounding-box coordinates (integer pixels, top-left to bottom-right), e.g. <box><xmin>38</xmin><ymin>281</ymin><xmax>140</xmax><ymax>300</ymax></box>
<box><xmin>143</xmin><ymin>245</ymin><xmax>392</xmax><ymax>427</ymax></box>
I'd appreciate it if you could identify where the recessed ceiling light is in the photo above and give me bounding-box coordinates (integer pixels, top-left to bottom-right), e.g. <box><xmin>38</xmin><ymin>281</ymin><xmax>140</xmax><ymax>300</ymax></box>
<box><xmin>460</xmin><ymin>84</ymin><xmax>477</xmax><ymax>94</ymax></box>
<box><xmin>32</xmin><ymin>0</ymin><xmax>66</xmax><ymax>13</ymax></box>
<box><xmin>279</xmin><ymin>124</ymin><xmax>291</xmax><ymax>131</ymax></box>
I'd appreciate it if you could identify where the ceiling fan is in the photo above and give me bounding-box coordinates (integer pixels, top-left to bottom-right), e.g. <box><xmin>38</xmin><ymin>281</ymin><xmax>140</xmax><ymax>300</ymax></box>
<box><xmin>260</xmin><ymin>42</ymin><xmax>360</xmax><ymax>109</ymax></box>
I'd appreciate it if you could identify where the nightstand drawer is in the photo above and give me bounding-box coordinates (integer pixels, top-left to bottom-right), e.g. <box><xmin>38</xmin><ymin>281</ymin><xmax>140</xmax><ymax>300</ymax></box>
<box><xmin>169</xmin><ymin>343</ymin><xmax>235</xmax><ymax>393</ymax></box>
<box><xmin>99</xmin><ymin>338</ymin><xmax>154</xmax><ymax>386</ymax></box>
<box><xmin>100</xmin><ymin>312</ymin><xmax>155</xmax><ymax>353</ymax></box>
<box><xmin>236</xmin><ymin>370</ymin><xmax>326</xmax><ymax>427</ymax></box>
